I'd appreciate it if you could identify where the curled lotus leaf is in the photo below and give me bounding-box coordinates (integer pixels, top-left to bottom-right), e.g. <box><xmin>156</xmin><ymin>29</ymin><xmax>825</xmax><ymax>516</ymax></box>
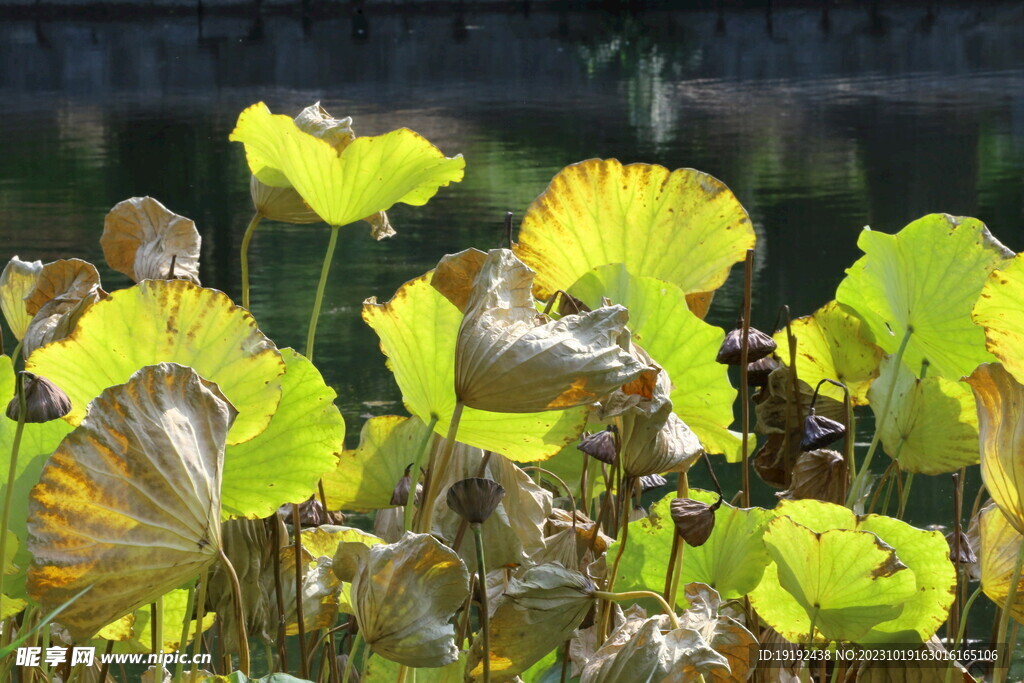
<box><xmin>976</xmin><ymin>503</ymin><xmax>1024</xmax><ymax>623</ymax></box>
<box><xmin>0</xmin><ymin>256</ymin><xmax>42</xmax><ymax>341</ymax></box>
<box><xmin>22</xmin><ymin>259</ymin><xmax>106</xmax><ymax>356</ymax></box>
<box><xmin>453</xmin><ymin>249</ymin><xmax>654</xmax><ymax>413</ymax></box>
<box><xmin>26</xmin><ymin>363</ymin><xmax>234</xmax><ymax>640</ymax></box>
<box><xmin>514</xmin><ymin>158</ymin><xmax>755</xmax><ymax>299</ymax></box>
<box><xmin>973</xmin><ymin>254</ymin><xmax>1024</xmax><ymax>385</ymax></box>
<box><xmin>208</xmin><ymin>518</ymin><xmax>277</xmax><ymax>650</ymax></box>
<box><xmin>334</xmin><ymin>532</ymin><xmax>468</xmax><ymax>668</ymax></box>
<box><xmin>835</xmin><ymin>213</ymin><xmax>1012</xmax><ymax>380</ymax></box>
<box><xmin>616</xmin><ymin>371</ymin><xmax>704</xmax><ymax>478</ymax></box>
<box><xmin>23</xmin><ymin>286</ymin><xmax>105</xmax><ymax>358</ymax></box>
<box><xmin>25</xmin><ymin>279</ymin><xmax>284</xmax><ymax>445</ymax></box>
<box><xmin>363</xmin><ymin>273</ymin><xmax>587</xmax><ymax>462</ymax></box>
<box><xmin>230</xmin><ymin>102</ymin><xmax>465</xmax><ymax>228</ymax></box>
<box><xmin>679</xmin><ymin>583</ymin><xmax>756</xmax><ymax>682</ymax></box>
<box><xmin>101</xmin><ymin>196</ymin><xmax>202</xmax><ymax>284</ymax></box>
<box><xmin>773</xmin><ymin>300</ymin><xmax>883</xmax><ymax>405</ymax></box>
<box><xmin>431</xmin><ymin>247</ymin><xmax>489</xmax><ymax>313</ymax></box>
<box><xmin>467</xmin><ymin>564</ymin><xmax>596</xmax><ymax>681</ymax></box>
<box><xmin>965</xmin><ymin>363</ymin><xmax>1024</xmax><ymax>535</ymax></box>
<box><xmin>868</xmin><ymin>356</ymin><xmax>979</xmax><ymax>475</ymax></box>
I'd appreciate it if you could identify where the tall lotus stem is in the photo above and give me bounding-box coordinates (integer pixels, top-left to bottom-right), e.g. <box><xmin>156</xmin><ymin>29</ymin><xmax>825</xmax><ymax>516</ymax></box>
<box><xmin>404</xmin><ymin>416</ymin><xmax>439</xmax><ymax>532</ymax></box>
<box><xmin>472</xmin><ymin>523</ymin><xmax>492</xmax><ymax>683</ymax></box>
<box><xmin>341</xmin><ymin>632</ymin><xmax>364</xmax><ymax>683</ymax></box>
<box><xmin>174</xmin><ymin>581</ymin><xmax>197</xmax><ymax>681</ymax></box>
<box><xmin>0</xmin><ymin>372</ymin><xmax>26</xmax><ymax>619</ymax></box>
<box><xmin>292</xmin><ymin>506</ymin><xmax>309</xmax><ymax>678</ymax></box>
<box><xmin>190</xmin><ymin>570</ymin><xmax>209</xmax><ymax>683</ymax></box>
<box><xmin>218</xmin><ymin>548</ymin><xmax>250</xmax><ymax>675</ymax></box>
<box><xmin>151</xmin><ymin>596</ymin><xmax>163</xmax><ymax>657</ymax></box>
<box><xmin>995</xmin><ymin>541</ymin><xmax>1024</xmax><ymax>683</ymax></box>
<box><xmin>240</xmin><ymin>213</ymin><xmax>263</xmax><ymax>311</ymax></box>
<box><xmin>306</xmin><ymin>225</ymin><xmax>341</xmax><ymax>361</ymax></box>
<box><xmin>665</xmin><ymin>473</ymin><xmax>690</xmax><ymax>609</ymax></box>
<box><xmin>740</xmin><ymin>249</ymin><xmax>754</xmax><ymax>508</ymax></box>
<box><xmin>419</xmin><ymin>401</ymin><xmax>465</xmax><ymax>533</ymax></box>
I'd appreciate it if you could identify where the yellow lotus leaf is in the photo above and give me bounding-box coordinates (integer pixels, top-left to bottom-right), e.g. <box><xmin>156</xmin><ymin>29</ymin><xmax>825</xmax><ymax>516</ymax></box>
<box><xmin>101</xmin><ymin>196</ymin><xmax>201</xmax><ymax>284</ymax></box>
<box><xmin>867</xmin><ymin>356</ymin><xmax>979</xmax><ymax>475</ymax></box>
<box><xmin>773</xmin><ymin>300</ymin><xmax>883</xmax><ymax>405</ymax></box>
<box><xmin>453</xmin><ymin>249</ymin><xmax>654</xmax><ymax>413</ymax></box>
<box><xmin>26</xmin><ymin>279</ymin><xmax>284</xmax><ymax>445</ymax></box>
<box><xmin>101</xmin><ymin>588</ymin><xmax>216</xmax><ymax>654</ymax></box>
<box><xmin>514</xmin><ymin>159</ymin><xmax>754</xmax><ymax>299</ymax></box>
<box><xmin>977</xmin><ymin>503</ymin><xmax>1024</xmax><ymax>623</ymax></box>
<box><xmin>0</xmin><ymin>256</ymin><xmax>42</xmax><ymax>341</ymax></box>
<box><xmin>966</xmin><ymin>363</ymin><xmax>1024</xmax><ymax>535</ymax></box>
<box><xmin>973</xmin><ymin>253</ymin><xmax>1024</xmax><ymax>385</ymax></box>
<box><xmin>26</xmin><ymin>363</ymin><xmax>234</xmax><ymax>640</ymax></box>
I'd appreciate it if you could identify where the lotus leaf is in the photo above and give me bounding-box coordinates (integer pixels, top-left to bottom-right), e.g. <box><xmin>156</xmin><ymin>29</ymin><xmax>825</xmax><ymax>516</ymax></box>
<box><xmin>678</xmin><ymin>582</ymin><xmax>756</xmax><ymax>682</ymax></box>
<box><xmin>613</xmin><ymin>490</ymin><xmax>773</xmax><ymax>604</ymax></box>
<box><xmin>22</xmin><ymin>258</ymin><xmax>106</xmax><ymax>356</ymax></box>
<box><xmin>26</xmin><ymin>363</ymin><xmax>233</xmax><ymax>640</ymax></box>
<box><xmin>749</xmin><ymin>499</ymin><xmax>956</xmax><ymax>644</ymax></box>
<box><xmin>363</xmin><ymin>273</ymin><xmax>587</xmax><ymax>461</ymax></box>
<box><xmin>291</xmin><ymin>524</ymin><xmax>383</xmax><ymax>620</ymax></box>
<box><xmin>364</xmin><ymin>655</ymin><xmax>466</xmax><ymax>682</ymax></box>
<box><xmin>467</xmin><ymin>564</ymin><xmax>596</xmax><ymax>681</ymax></box>
<box><xmin>615</xmin><ymin>371</ymin><xmax>704</xmax><ymax>477</ymax></box>
<box><xmin>569</xmin><ymin>264</ymin><xmax>739</xmax><ymax>459</ymax></box>
<box><xmin>835</xmin><ymin>213</ymin><xmax>1012</xmax><ymax>380</ymax></box>
<box><xmin>25</xmin><ymin>279</ymin><xmax>284</xmax><ymax>445</ymax></box>
<box><xmin>974</xmin><ymin>254</ymin><xmax>1024</xmax><ymax>385</ymax></box>
<box><xmin>101</xmin><ymin>588</ymin><xmax>216</xmax><ymax>654</ymax></box>
<box><xmin>230</xmin><ymin>102</ymin><xmax>465</xmax><ymax>228</ymax></box>
<box><xmin>867</xmin><ymin>356</ymin><xmax>979</xmax><ymax>475</ymax></box>
<box><xmin>101</xmin><ymin>196</ymin><xmax>202</xmax><ymax>284</ymax></box>
<box><xmin>965</xmin><ymin>363</ymin><xmax>1024</xmax><ymax>535</ymax></box>
<box><xmin>773</xmin><ymin>300</ymin><xmax>883</xmax><ymax>405</ymax></box>
<box><xmin>208</xmin><ymin>518</ymin><xmax>276</xmax><ymax>649</ymax></box>
<box><xmin>221</xmin><ymin>348</ymin><xmax>343</xmax><ymax>519</ymax></box>
<box><xmin>977</xmin><ymin>503</ymin><xmax>1024</xmax><ymax>623</ymax></box>
<box><xmin>0</xmin><ymin>256</ymin><xmax>42</xmax><ymax>341</ymax></box>
<box><xmin>334</xmin><ymin>532</ymin><xmax>468</xmax><ymax>668</ymax></box>
<box><xmin>514</xmin><ymin>159</ymin><xmax>754</xmax><ymax>299</ymax></box>
<box><xmin>322</xmin><ymin>414</ymin><xmax>431</xmax><ymax>511</ymax></box>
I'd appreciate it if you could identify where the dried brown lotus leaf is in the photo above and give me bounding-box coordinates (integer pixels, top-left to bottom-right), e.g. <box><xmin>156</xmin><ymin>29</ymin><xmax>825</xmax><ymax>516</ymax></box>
<box><xmin>365</xmin><ymin>210</ymin><xmax>395</xmax><ymax>241</ymax></box>
<box><xmin>977</xmin><ymin>502</ymin><xmax>1024</xmax><ymax>623</ymax></box>
<box><xmin>26</xmin><ymin>363</ymin><xmax>234</xmax><ymax>640</ymax></box>
<box><xmin>779</xmin><ymin>449</ymin><xmax>848</xmax><ymax>505</ymax></box>
<box><xmin>23</xmin><ymin>258</ymin><xmax>102</xmax><ymax>317</ymax></box>
<box><xmin>568</xmin><ymin>604</ymin><xmax>636</xmax><ymax>678</ymax></box>
<box><xmin>431</xmin><ymin>248</ymin><xmax>488</xmax><ymax>313</ymax></box>
<box><xmin>250</xmin><ymin>175</ymin><xmax>321</xmax><ymax>224</ymax></box>
<box><xmin>679</xmin><ymin>583</ymin><xmax>756</xmax><ymax>682</ymax></box>
<box><xmin>753</xmin><ymin>432</ymin><xmax>796</xmax><ymax>490</ymax></box>
<box><xmin>544</xmin><ymin>508</ymin><xmax>613</xmax><ymax>557</ymax></box>
<box><xmin>755</xmin><ymin>364</ymin><xmax>844</xmax><ymax>436</ymax></box>
<box><xmin>293</xmin><ymin>102</ymin><xmax>356</xmax><ymax>150</ymax></box>
<box><xmin>22</xmin><ymin>285</ymin><xmax>104</xmax><ymax>357</ymax></box>
<box><xmin>620</xmin><ymin>402</ymin><xmax>704</xmax><ymax>478</ymax></box>
<box><xmin>209</xmin><ymin>518</ymin><xmax>276</xmax><ymax>649</ymax></box>
<box><xmin>101</xmin><ymin>197</ymin><xmax>201</xmax><ymax>284</ymax></box>
<box><xmin>0</xmin><ymin>256</ymin><xmax>42</xmax><ymax>341</ymax></box>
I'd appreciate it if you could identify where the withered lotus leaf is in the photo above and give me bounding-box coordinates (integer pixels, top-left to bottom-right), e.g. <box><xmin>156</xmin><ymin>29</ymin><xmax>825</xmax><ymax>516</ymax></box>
<box><xmin>333</xmin><ymin>532</ymin><xmax>468</xmax><ymax>668</ymax></box>
<box><xmin>101</xmin><ymin>197</ymin><xmax>202</xmax><ymax>284</ymax></box>
<box><xmin>0</xmin><ymin>256</ymin><xmax>42</xmax><ymax>341</ymax></box>
<box><xmin>22</xmin><ymin>259</ymin><xmax>106</xmax><ymax>356</ymax></box>
<box><xmin>976</xmin><ymin>503</ymin><xmax>1024</xmax><ymax>622</ymax></box>
<box><xmin>26</xmin><ymin>363</ymin><xmax>234</xmax><ymax>640</ymax></box>
<box><xmin>779</xmin><ymin>449</ymin><xmax>848</xmax><ymax>505</ymax></box>
<box><xmin>678</xmin><ymin>582</ymin><xmax>756</xmax><ymax>682</ymax></box>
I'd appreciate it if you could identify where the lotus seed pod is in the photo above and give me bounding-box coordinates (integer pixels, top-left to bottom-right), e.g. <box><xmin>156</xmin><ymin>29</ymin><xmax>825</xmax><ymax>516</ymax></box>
<box><xmin>715</xmin><ymin>324</ymin><xmax>777</xmax><ymax>365</ymax></box>
<box><xmin>638</xmin><ymin>473</ymin><xmax>668</xmax><ymax>492</ymax></box>
<box><xmin>747</xmin><ymin>356</ymin><xmax>781</xmax><ymax>388</ymax></box>
<box><xmin>390</xmin><ymin>464</ymin><xmax>413</xmax><ymax>506</ymax></box>
<box><xmin>446</xmin><ymin>477</ymin><xmax>506</xmax><ymax>524</ymax></box>
<box><xmin>577</xmin><ymin>427</ymin><xmax>618</xmax><ymax>465</ymax></box>
<box><xmin>945</xmin><ymin>530</ymin><xmax>977</xmax><ymax>566</ymax></box>
<box><xmin>670</xmin><ymin>496</ymin><xmax>722</xmax><ymax>547</ymax></box>
<box><xmin>800</xmin><ymin>408</ymin><xmax>846</xmax><ymax>451</ymax></box>
<box><xmin>6</xmin><ymin>372</ymin><xmax>72</xmax><ymax>424</ymax></box>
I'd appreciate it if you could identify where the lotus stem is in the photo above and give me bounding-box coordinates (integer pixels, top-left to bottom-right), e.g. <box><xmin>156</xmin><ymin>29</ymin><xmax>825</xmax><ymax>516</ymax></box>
<box><xmin>950</xmin><ymin>470</ymin><xmax>966</xmax><ymax>645</ymax></box>
<box><xmin>190</xmin><ymin>569</ymin><xmax>209</xmax><ymax>683</ymax></box>
<box><xmin>472</xmin><ymin>523</ymin><xmax>492</xmax><ymax>683</ymax></box>
<box><xmin>405</xmin><ymin>415</ymin><xmax>439</xmax><ymax>532</ymax></box>
<box><xmin>152</xmin><ymin>595</ymin><xmax>163</xmax><ymax>656</ymax></box>
<box><xmin>520</xmin><ymin>466</ymin><xmax>577</xmax><ymax>514</ymax></box>
<box><xmin>994</xmin><ymin>539</ymin><xmax>1024</xmax><ymax>683</ymax></box>
<box><xmin>217</xmin><ymin>547</ymin><xmax>250</xmax><ymax>675</ymax></box>
<box><xmin>240</xmin><ymin>213</ymin><xmax>262</xmax><ymax>311</ymax></box>
<box><xmin>305</xmin><ymin>225</ymin><xmax>341</xmax><ymax>361</ymax></box>
<box><xmin>341</xmin><ymin>631</ymin><xmax>364</xmax><ymax>683</ymax></box>
<box><xmin>10</xmin><ymin>340</ymin><xmax>21</xmax><ymax>364</ymax></box>
<box><xmin>270</xmin><ymin>516</ymin><xmax>288</xmax><ymax>670</ymax></box>
<box><xmin>419</xmin><ymin>401</ymin><xmax>465</xmax><ymax>534</ymax></box>
<box><xmin>666</xmin><ymin>473</ymin><xmax>689</xmax><ymax>609</ymax></box>
<box><xmin>0</xmin><ymin>372</ymin><xmax>27</xmax><ymax>620</ymax></box>
<box><xmin>945</xmin><ymin>585</ymin><xmax>983</xmax><ymax>683</ymax></box>
<box><xmin>846</xmin><ymin>325</ymin><xmax>913</xmax><ymax>508</ymax></box>
<box><xmin>292</xmin><ymin>505</ymin><xmax>309</xmax><ymax>679</ymax></box>
<box><xmin>897</xmin><ymin>473</ymin><xmax>914</xmax><ymax>519</ymax></box>
<box><xmin>174</xmin><ymin>581</ymin><xmax>197</xmax><ymax>681</ymax></box>
<box><xmin>740</xmin><ymin>249</ymin><xmax>754</xmax><ymax>508</ymax></box>
<box><xmin>593</xmin><ymin>591</ymin><xmax>679</xmax><ymax>630</ymax></box>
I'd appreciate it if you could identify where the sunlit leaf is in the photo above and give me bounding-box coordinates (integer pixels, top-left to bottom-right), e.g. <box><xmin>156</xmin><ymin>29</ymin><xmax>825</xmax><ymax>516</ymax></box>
<box><xmin>221</xmin><ymin>348</ymin><xmax>343</xmax><ymax>519</ymax></box>
<box><xmin>27</xmin><ymin>363</ymin><xmax>233</xmax><ymax>639</ymax></box>
<box><xmin>973</xmin><ymin>253</ymin><xmax>1024</xmax><ymax>386</ymax></box>
<box><xmin>514</xmin><ymin>159</ymin><xmax>754</xmax><ymax>299</ymax></box>
<box><xmin>103</xmin><ymin>588</ymin><xmax>216</xmax><ymax>654</ymax></box>
<box><xmin>773</xmin><ymin>301</ymin><xmax>883</xmax><ymax>405</ymax></box>
<box><xmin>868</xmin><ymin>356</ymin><xmax>979</xmax><ymax>475</ymax></box>
<box><xmin>26</xmin><ymin>279</ymin><xmax>284</xmax><ymax>445</ymax></box>
<box><xmin>364</xmin><ymin>655</ymin><xmax>466</xmax><ymax>682</ymax></box>
<box><xmin>569</xmin><ymin>264</ymin><xmax>739</xmax><ymax>459</ymax></box>
<box><xmin>101</xmin><ymin>196</ymin><xmax>202</xmax><ymax>284</ymax></box>
<box><xmin>363</xmin><ymin>274</ymin><xmax>587</xmax><ymax>462</ymax></box>
<box><xmin>0</xmin><ymin>256</ymin><xmax>42</xmax><ymax>341</ymax></box>
<box><xmin>835</xmin><ymin>213</ymin><xmax>1012</xmax><ymax>380</ymax></box>
<box><xmin>977</xmin><ymin>502</ymin><xmax>1024</xmax><ymax>623</ymax></box>
<box><xmin>230</xmin><ymin>102</ymin><xmax>465</xmax><ymax>227</ymax></box>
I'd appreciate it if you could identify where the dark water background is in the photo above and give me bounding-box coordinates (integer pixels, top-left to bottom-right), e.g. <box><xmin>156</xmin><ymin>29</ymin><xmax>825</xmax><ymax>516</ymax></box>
<box><xmin>2</xmin><ymin>1</ymin><xmax>1024</xmax><ymax>599</ymax></box>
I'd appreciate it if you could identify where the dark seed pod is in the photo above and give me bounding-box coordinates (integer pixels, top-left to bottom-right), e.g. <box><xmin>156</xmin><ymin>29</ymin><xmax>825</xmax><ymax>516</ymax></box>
<box><xmin>577</xmin><ymin>426</ymin><xmax>618</xmax><ymax>465</ymax></box>
<box><xmin>446</xmin><ymin>477</ymin><xmax>505</xmax><ymax>524</ymax></box>
<box><xmin>5</xmin><ymin>372</ymin><xmax>72</xmax><ymax>424</ymax></box>
<box><xmin>747</xmin><ymin>356</ymin><xmax>781</xmax><ymax>388</ymax></box>
<box><xmin>390</xmin><ymin>464</ymin><xmax>414</xmax><ymax>506</ymax></box>
<box><xmin>945</xmin><ymin>530</ymin><xmax>977</xmax><ymax>566</ymax></box>
<box><xmin>670</xmin><ymin>496</ymin><xmax>722</xmax><ymax>547</ymax></box>
<box><xmin>638</xmin><ymin>473</ymin><xmax>668</xmax><ymax>492</ymax></box>
<box><xmin>716</xmin><ymin>324</ymin><xmax>777</xmax><ymax>365</ymax></box>
<box><xmin>800</xmin><ymin>408</ymin><xmax>846</xmax><ymax>451</ymax></box>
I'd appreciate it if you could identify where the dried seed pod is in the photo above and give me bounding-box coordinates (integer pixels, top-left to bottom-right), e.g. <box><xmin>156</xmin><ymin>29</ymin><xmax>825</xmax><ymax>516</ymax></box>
<box><xmin>747</xmin><ymin>356</ymin><xmax>781</xmax><ymax>388</ymax></box>
<box><xmin>446</xmin><ymin>477</ymin><xmax>506</xmax><ymax>524</ymax></box>
<box><xmin>670</xmin><ymin>496</ymin><xmax>722</xmax><ymax>547</ymax></box>
<box><xmin>390</xmin><ymin>464</ymin><xmax>414</xmax><ymax>506</ymax></box>
<box><xmin>577</xmin><ymin>427</ymin><xmax>618</xmax><ymax>465</ymax></box>
<box><xmin>5</xmin><ymin>372</ymin><xmax>72</xmax><ymax>423</ymax></box>
<box><xmin>638</xmin><ymin>473</ymin><xmax>668</xmax><ymax>492</ymax></box>
<box><xmin>945</xmin><ymin>530</ymin><xmax>977</xmax><ymax>566</ymax></box>
<box><xmin>778</xmin><ymin>449</ymin><xmax>847</xmax><ymax>505</ymax></box>
<box><xmin>716</xmin><ymin>324</ymin><xmax>777</xmax><ymax>365</ymax></box>
<box><xmin>800</xmin><ymin>408</ymin><xmax>846</xmax><ymax>451</ymax></box>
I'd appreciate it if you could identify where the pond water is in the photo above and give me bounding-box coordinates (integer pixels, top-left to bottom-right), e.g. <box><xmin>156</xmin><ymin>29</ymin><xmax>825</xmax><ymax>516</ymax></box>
<box><xmin>3</xmin><ymin>3</ymin><xmax>1024</xmax><ymax>538</ymax></box>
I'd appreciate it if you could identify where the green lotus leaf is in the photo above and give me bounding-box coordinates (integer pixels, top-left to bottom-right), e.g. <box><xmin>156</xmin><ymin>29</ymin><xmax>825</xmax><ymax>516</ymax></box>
<box><xmin>229</xmin><ymin>102</ymin><xmax>465</xmax><ymax>228</ymax></box>
<box><xmin>867</xmin><ymin>356</ymin><xmax>979</xmax><ymax>475</ymax></box>
<box><xmin>26</xmin><ymin>363</ymin><xmax>233</xmax><ymax>640</ymax></box>
<box><xmin>974</xmin><ymin>254</ymin><xmax>1024</xmax><ymax>386</ymax></box>
<box><xmin>568</xmin><ymin>264</ymin><xmax>740</xmax><ymax>460</ymax></box>
<box><xmin>965</xmin><ymin>363</ymin><xmax>1024</xmax><ymax>535</ymax></box>
<box><xmin>364</xmin><ymin>655</ymin><xmax>466</xmax><ymax>682</ymax></box>
<box><xmin>99</xmin><ymin>587</ymin><xmax>216</xmax><ymax>654</ymax></box>
<box><xmin>514</xmin><ymin>159</ymin><xmax>754</xmax><ymax>299</ymax></box>
<box><xmin>977</xmin><ymin>503</ymin><xmax>1024</xmax><ymax>623</ymax></box>
<box><xmin>323</xmin><ymin>415</ymin><xmax>430</xmax><ymax>512</ymax></box>
<box><xmin>0</xmin><ymin>355</ymin><xmax>73</xmax><ymax>596</ymax></box>
<box><xmin>613</xmin><ymin>490</ymin><xmax>774</xmax><ymax>604</ymax></box>
<box><xmin>749</xmin><ymin>499</ymin><xmax>956</xmax><ymax>644</ymax></box>
<box><xmin>835</xmin><ymin>213</ymin><xmax>1012</xmax><ymax>380</ymax></box>
<box><xmin>221</xmin><ymin>348</ymin><xmax>343</xmax><ymax>519</ymax></box>
<box><xmin>363</xmin><ymin>274</ymin><xmax>588</xmax><ymax>462</ymax></box>
<box><xmin>773</xmin><ymin>300</ymin><xmax>883</xmax><ymax>406</ymax></box>
<box><xmin>0</xmin><ymin>256</ymin><xmax>42</xmax><ymax>341</ymax></box>
<box><xmin>25</xmin><ymin>279</ymin><xmax>284</xmax><ymax>445</ymax></box>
